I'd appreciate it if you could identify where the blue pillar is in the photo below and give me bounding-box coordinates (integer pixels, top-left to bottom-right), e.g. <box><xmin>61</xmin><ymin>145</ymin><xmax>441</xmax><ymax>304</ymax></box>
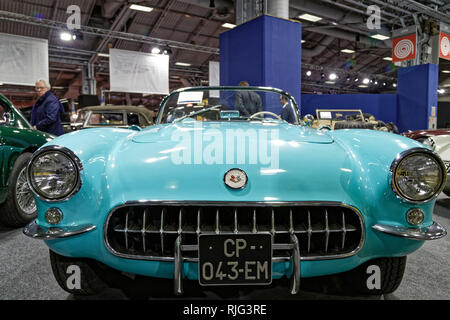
<box><xmin>219</xmin><ymin>15</ymin><xmax>302</xmax><ymax>111</ymax></box>
<box><xmin>397</xmin><ymin>64</ymin><xmax>438</xmax><ymax>132</ymax></box>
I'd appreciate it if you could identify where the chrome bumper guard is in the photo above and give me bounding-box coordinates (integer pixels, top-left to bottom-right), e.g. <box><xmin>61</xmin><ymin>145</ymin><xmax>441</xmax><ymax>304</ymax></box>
<box><xmin>173</xmin><ymin>233</ymin><xmax>301</xmax><ymax>296</ymax></box>
<box><xmin>23</xmin><ymin>221</ymin><xmax>96</xmax><ymax>239</ymax></box>
<box><xmin>372</xmin><ymin>221</ymin><xmax>447</xmax><ymax>240</ymax></box>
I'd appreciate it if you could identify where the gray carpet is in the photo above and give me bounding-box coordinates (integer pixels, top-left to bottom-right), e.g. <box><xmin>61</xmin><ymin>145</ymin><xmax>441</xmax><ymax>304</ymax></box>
<box><xmin>1</xmin><ymin>194</ymin><xmax>449</xmax><ymax>300</ymax></box>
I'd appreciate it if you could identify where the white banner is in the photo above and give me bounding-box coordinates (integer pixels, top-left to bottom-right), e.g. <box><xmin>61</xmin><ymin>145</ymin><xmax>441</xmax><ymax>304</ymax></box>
<box><xmin>109</xmin><ymin>48</ymin><xmax>169</xmax><ymax>95</ymax></box>
<box><xmin>209</xmin><ymin>61</ymin><xmax>220</xmax><ymax>97</ymax></box>
<box><xmin>0</xmin><ymin>33</ymin><xmax>48</xmax><ymax>86</ymax></box>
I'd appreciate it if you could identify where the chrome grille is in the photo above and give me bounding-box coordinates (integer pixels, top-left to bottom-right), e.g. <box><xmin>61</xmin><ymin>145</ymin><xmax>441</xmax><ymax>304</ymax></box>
<box><xmin>104</xmin><ymin>202</ymin><xmax>364</xmax><ymax>261</ymax></box>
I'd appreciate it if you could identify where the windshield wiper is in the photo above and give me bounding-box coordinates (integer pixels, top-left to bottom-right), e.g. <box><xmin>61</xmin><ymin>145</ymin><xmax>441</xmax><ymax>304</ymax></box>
<box><xmin>172</xmin><ymin>105</ymin><xmax>221</xmax><ymax>123</ymax></box>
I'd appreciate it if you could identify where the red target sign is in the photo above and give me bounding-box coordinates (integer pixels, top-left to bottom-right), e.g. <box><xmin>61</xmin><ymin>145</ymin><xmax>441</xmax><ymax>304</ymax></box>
<box><xmin>392</xmin><ymin>33</ymin><xmax>417</xmax><ymax>63</ymax></box>
<box><xmin>440</xmin><ymin>32</ymin><xmax>450</xmax><ymax>60</ymax></box>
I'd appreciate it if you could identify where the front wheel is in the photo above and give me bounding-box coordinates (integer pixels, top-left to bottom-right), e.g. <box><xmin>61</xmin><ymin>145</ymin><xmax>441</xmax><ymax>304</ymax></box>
<box><xmin>301</xmin><ymin>257</ymin><xmax>407</xmax><ymax>296</ymax></box>
<box><xmin>0</xmin><ymin>152</ymin><xmax>36</xmax><ymax>227</ymax></box>
<box><xmin>49</xmin><ymin>250</ymin><xmax>108</xmax><ymax>296</ymax></box>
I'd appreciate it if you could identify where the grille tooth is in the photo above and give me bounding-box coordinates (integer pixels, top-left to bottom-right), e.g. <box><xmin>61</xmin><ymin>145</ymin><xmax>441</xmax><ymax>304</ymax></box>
<box><xmin>341</xmin><ymin>210</ymin><xmax>347</xmax><ymax>250</ymax></box>
<box><xmin>142</xmin><ymin>209</ymin><xmax>147</xmax><ymax>253</ymax></box>
<box><xmin>234</xmin><ymin>208</ymin><xmax>238</xmax><ymax>234</ymax></box>
<box><xmin>252</xmin><ymin>209</ymin><xmax>257</xmax><ymax>233</ymax></box>
<box><xmin>197</xmin><ymin>209</ymin><xmax>202</xmax><ymax>235</ymax></box>
<box><xmin>215</xmin><ymin>209</ymin><xmax>219</xmax><ymax>234</ymax></box>
<box><xmin>106</xmin><ymin>203</ymin><xmax>363</xmax><ymax>260</ymax></box>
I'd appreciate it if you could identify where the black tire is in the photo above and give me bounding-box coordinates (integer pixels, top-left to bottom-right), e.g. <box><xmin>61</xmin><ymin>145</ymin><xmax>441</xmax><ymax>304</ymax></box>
<box><xmin>49</xmin><ymin>250</ymin><xmax>108</xmax><ymax>296</ymax></box>
<box><xmin>0</xmin><ymin>152</ymin><xmax>36</xmax><ymax>227</ymax></box>
<box><xmin>334</xmin><ymin>121</ymin><xmax>375</xmax><ymax>130</ymax></box>
<box><xmin>301</xmin><ymin>257</ymin><xmax>407</xmax><ymax>296</ymax></box>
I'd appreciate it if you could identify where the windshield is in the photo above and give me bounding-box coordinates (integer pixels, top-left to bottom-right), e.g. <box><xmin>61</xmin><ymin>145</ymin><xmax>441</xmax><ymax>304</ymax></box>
<box><xmin>316</xmin><ymin>109</ymin><xmax>365</xmax><ymax>121</ymax></box>
<box><xmin>156</xmin><ymin>87</ymin><xmax>299</xmax><ymax>125</ymax></box>
<box><xmin>87</xmin><ymin>112</ymin><xmax>125</xmax><ymax>126</ymax></box>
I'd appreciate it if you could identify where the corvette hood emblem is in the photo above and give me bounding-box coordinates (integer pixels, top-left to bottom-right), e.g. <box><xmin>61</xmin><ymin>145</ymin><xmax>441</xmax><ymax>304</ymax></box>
<box><xmin>224</xmin><ymin>169</ymin><xmax>248</xmax><ymax>189</ymax></box>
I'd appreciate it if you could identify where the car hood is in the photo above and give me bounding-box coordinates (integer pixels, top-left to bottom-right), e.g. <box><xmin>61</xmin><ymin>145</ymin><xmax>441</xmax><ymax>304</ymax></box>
<box><xmin>431</xmin><ymin>134</ymin><xmax>450</xmax><ymax>161</ymax></box>
<box><xmin>40</xmin><ymin>125</ymin><xmax>424</xmax><ymax>211</ymax></box>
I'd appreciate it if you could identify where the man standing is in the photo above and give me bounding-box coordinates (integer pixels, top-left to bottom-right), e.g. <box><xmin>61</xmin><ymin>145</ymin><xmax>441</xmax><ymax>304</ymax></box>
<box><xmin>235</xmin><ymin>81</ymin><xmax>263</xmax><ymax>117</ymax></box>
<box><xmin>31</xmin><ymin>79</ymin><xmax>65</xmax><ymax>136</ymax></box>
<box><xmin>280</xmin><ymin>95</ymin><xmax>296</xmax><ymax>124</ymax></box>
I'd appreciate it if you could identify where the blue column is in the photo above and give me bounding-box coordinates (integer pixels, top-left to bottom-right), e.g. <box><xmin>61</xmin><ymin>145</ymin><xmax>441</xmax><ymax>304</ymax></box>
<box><xmin>219</xmin><ymin>15</ymin><xmax>302</xmax><ymax>111</ymax></box>
<box><xmin>397</xmin><ymin>64</ymin><xmax>439</xmax><ymax>132</ymax></box>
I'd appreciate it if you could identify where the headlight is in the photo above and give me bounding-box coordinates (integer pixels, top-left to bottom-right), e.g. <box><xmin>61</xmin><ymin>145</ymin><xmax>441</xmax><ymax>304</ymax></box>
<box><xmin>391</xmin><ymin>148</ymin><xmax>446</xmax><ymax>203</ymax></box>
<box><xmin>28</xmin><ymin>146</ymin><xmax>82</xmax><ymax>201</ymax></box>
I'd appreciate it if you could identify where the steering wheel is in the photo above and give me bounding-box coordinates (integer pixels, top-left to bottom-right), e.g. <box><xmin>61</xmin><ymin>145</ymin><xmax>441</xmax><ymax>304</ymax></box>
<box><xmin>248</xmin><ymin>111</ymin><xmax>282</xmax><ymax>120</ymax></box>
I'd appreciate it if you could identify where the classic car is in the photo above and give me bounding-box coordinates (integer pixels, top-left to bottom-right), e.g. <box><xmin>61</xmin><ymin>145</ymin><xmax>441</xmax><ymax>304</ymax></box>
<box><xmin>310</xmin><ymin>109</ymin><xmax>398</xmax><ymax>133</ymax></box>
<box><xmin>69</xmin><ymin>105</ymin><xmax>153</xmax><ymax>131</ymax></box>
<box><xmin>0</xmin><ymin>94</ymin><xmax>53</xmax><ymax>227</ymax></box>
<box><xmin>23</xmin><ymin>86</ymin><xmax>446</xmax><ymax>298</ymax></box>
<box><xmin>403</xmin><ymin>129</ymin><xmax>450</xmax><ymax>196</ymax></box>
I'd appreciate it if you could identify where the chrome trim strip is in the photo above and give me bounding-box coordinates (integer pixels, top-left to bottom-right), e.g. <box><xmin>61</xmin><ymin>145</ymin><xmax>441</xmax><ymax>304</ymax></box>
<box><xmin>23</xmin><ymin>221</ymin><xmax>96</xmax><ymax>239</ymax></box>
<box><xmin>103</xmin><ymin>201</ymin><xmax>366</xmax><ymax>262</ymax></box>
<box><xmin>372</xmin><ymin>221</ymin><xmax>447</xmax><ymax>240</ymax></box>
<box><xmin>27</xmin><ymin>145</ymin><xmax>83</xmax><ymax>203</ymax></box>
<box><xmin>389</xmin><ymin>147</ymin><xmax>447</xmax><ymax>204</ymax></box>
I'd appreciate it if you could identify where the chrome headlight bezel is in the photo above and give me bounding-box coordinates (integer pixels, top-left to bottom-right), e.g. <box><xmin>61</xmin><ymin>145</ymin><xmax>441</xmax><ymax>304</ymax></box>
<box><xmin>27</xmin><ymin>145</ymin><xmax>83</xmax><ymax>202</ymax></box>
<box><xmin>390</xmin><ymin>148</ymin><xmax>447</xmax><ymax>204</ymax></box>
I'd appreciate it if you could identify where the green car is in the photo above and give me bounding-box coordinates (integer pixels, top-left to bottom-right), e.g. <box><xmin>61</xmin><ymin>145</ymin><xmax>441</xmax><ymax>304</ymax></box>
<box><xmin>0</xmin><ymin>94</ymin><xmax>54</xmax><ymax>227</ymax></box>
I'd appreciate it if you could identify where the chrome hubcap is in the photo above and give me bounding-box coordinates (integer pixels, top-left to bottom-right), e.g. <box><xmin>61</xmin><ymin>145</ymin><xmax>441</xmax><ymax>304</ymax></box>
<box><xmin>15</xmin><ymin>167</ymin><xmax>36</xmax><ymax>215</ymax></box>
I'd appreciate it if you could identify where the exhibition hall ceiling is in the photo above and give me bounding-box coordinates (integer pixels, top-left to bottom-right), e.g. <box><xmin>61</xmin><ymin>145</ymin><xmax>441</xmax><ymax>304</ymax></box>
<box><xmin>0</xmin><ymin>0</ymin><xmax>449</xmax><ymax>107</ymax></box>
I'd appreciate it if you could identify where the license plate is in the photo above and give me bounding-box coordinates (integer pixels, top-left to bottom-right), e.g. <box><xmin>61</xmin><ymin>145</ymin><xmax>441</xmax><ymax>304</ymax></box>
<box><xmin>198</xmin><ymin>233</ymin><xmax>272</xmax><ymax>286</ymax></box>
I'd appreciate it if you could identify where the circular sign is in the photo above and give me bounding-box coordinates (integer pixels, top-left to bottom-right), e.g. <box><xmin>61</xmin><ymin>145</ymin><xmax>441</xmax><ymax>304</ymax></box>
<box><xmin>394</xmin><ymin>39</ymin><xmax>414</xmax><ymax>59</ymax></box>
<box><xmin>224</xmin><ymin>169</ymin><xmax>248</xmax><ymax>189</ymax></box>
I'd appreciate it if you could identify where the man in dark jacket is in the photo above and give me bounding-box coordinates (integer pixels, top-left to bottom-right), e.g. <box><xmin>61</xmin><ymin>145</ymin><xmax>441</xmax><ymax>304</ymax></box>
<box><xmin>280</xmin><ymin>95</ymin><xmax>296</xmax><ymax>124</ymax></box>
<box><xmin>31</xmin><ymin>79</ymin><xmax>65</xmax><ymax>136</ymax></box>
<box><xmin>235</xmin><ymin>81</ymin><xmax>263</xmax><ymax>117</ymax></box>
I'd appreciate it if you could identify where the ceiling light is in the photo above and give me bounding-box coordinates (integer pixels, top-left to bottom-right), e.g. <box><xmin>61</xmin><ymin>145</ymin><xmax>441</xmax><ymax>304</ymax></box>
<box><xmin>329</xmin><ymin>73</ymin><xmax>338</xmax><ymax>80</ymax></box>
<box><xmin>354</xmin><ymin>77</ymin><xmax>359</xmax><ymax>82</ymax></box>
<box><xmin>301</xmin><ymin>40</ymin><xmax>306</xmax><ymax>43</ymax></box>
<box><xmin>151</xmin><ymin>47</ymin><xmax>161</xmax><ymax>54</ymax></box>
<box><xmin>306</xmin><ymin>70</ymin><xmax>312</xmax><ymax>77</ymax></box>
<box><xmin>371</xmin><ymin>34</ymin><xmax>390</xmax><ymax>40</ymax></box>
<box><xmin>383</xmin><ymin>57</ymin><xmax>392</xmax><ymax>61</ymax></box>
<box><xmin>363</xmin><ymin>78</ymin><xmax>370</xmax><ymax>84</ymax></box>
<box><xmin>358</xmin><ymin>85</ymin><xmax>368</xmax><ymax>88</ymax></box>
<box><xmin>60</xmin><ymin>32</ymin><xmax>72</xmax><ymax>41</ymax></box>
<box><xmin>341</xmin><ymin>49</ymin><xmax>355</xmax><ymax>54</ymax></box>
<box><xmin>298</xmin><ymin>13</ymin><xmax>322</xmax><ymax>22</ymax></box>
<box><xmin>176</xmin><ymin>62</ymin><xmax>191</xmax><ymax>66</ymax></box>
<box><xmin>97</xmin><ymin>53</ymin><xmax>109</xmax><ymax>58</ymax></box>
<box><xmin>325</xmin><ymin>81</ymin><xmax>336</xmax><ymax>84</ymax></box>
<box><xmin>438</xmin><ymin>89</ymin><xmax>446</xmax><ymax>94</ymax></box>
<box><xmin>441</xmin><ymin>70</ymin><xmax>450</xmax><ymax>73</ymax></box>
<box><xmin>130</xmin><ymin>4</ymin><xmax>153</xmax><ymax>12</ymax></box>
<box><xmin>393</xmin><ymin>83</ymin><xmax>397</xmax><ymax>88</ymax></box>
<box><xmin>222</xmin><ymin>23</ymin><xmax>236</xmax><ymax>29</ymax></box>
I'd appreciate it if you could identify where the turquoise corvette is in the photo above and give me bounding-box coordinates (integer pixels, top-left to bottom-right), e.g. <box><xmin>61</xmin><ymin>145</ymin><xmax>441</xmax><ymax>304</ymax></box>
<box><xmin>24</xmin><ymin>87</ymin><xmax>447</xmax><ymax>297</ymax></box>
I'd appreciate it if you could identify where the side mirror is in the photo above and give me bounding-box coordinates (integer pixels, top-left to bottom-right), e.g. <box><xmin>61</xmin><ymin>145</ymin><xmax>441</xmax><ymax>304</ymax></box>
<box><xmin>303</xmin><ymin>114</ymin><xmax>314</xmax><ymax>127</ymax></box>
<box><xmin>128</xmin><ymin>125</ymin><xmax>142</xmax><ymax>131</ymax></box>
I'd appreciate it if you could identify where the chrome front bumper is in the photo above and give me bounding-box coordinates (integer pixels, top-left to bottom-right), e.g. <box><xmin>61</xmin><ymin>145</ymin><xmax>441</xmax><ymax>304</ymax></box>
<box><xmin>372</xmin><ymin>221</ymin><xmax>447</xmax><ymax>240</ymax></box>
<box><xmin>23</xmin><ymin>221</ymin><xmax>96</xmax><ymax>239</ymax></box>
